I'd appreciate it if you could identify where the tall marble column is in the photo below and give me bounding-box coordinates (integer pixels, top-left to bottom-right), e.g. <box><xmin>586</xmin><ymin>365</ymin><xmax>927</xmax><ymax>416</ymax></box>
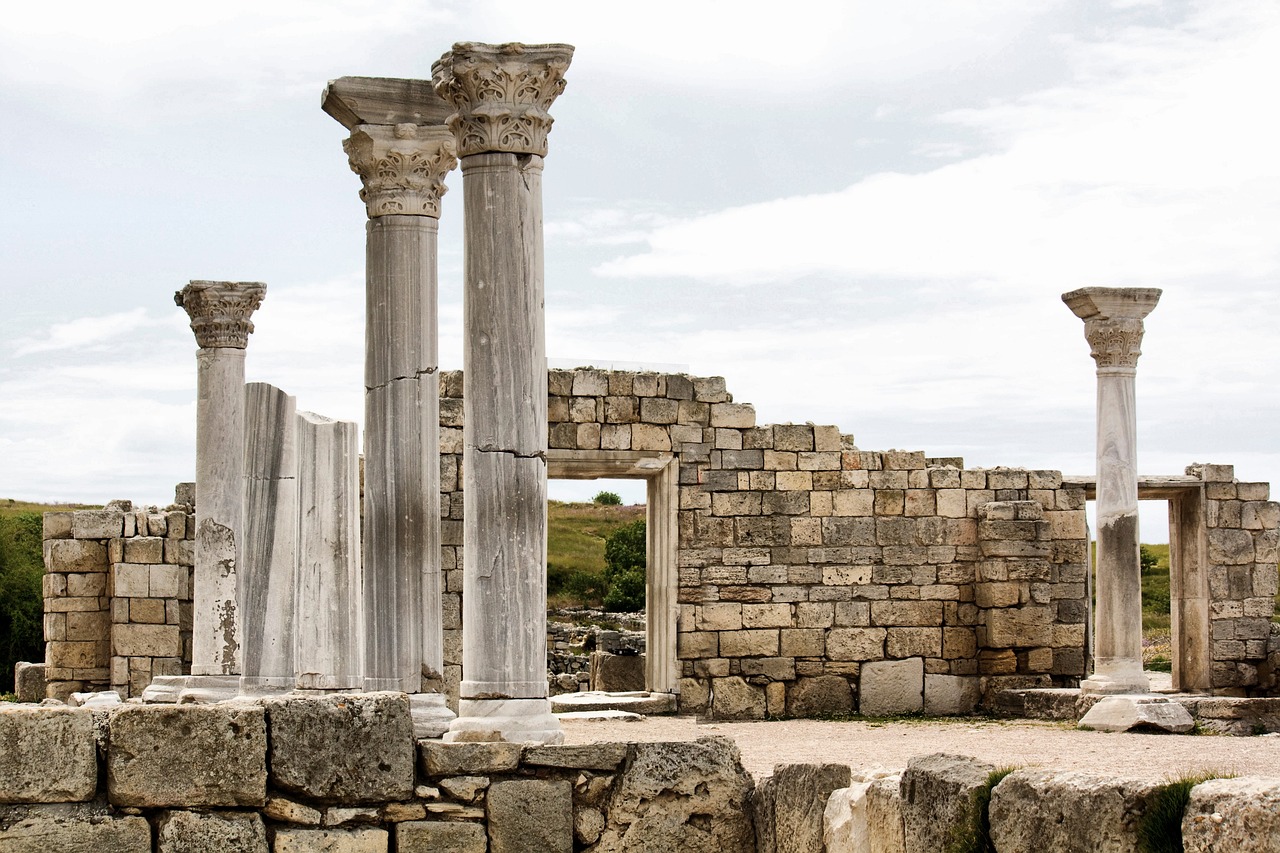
<box><xmin>1063</xmin><ymin>287</ymin><xmax>1161</xmax><ymax>695</ymax></box>
<box><xmin>433</xmin><ymin>41</ymin><xmax>573</xmax><ymax>744</ymax></box>
<box><xmin>324</xmin><ymin>77</ymin><xmax>457</xmax><ymax>734</ymax></box>
<box><xmin>175</xmin><ymin>280</ymin><xmax>266</xmax><ymax>684</ymax></box>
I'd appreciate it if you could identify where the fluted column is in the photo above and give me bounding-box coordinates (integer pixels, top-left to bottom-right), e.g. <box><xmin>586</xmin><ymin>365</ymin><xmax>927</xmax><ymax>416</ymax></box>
<box><xmin>175</xmin><ymin>280</ymin><xmax>266</xmax><ymax>679</ymax></box>
<box><xmin>1064</xmin><ymin>287</ymin><xmax>1161</xmax><ymax>695</ymax></box>
<box><xmin>434</xmin><ymin>41</ymin><xmax>573</xmax><ymax>744</ymax></box>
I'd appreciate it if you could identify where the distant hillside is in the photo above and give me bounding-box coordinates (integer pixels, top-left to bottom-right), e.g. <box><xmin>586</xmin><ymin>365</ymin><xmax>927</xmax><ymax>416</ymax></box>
<box><xmin>547</xmin><ymin>499</ymin><xmax>644</xmax><ymax>610</ymax></box>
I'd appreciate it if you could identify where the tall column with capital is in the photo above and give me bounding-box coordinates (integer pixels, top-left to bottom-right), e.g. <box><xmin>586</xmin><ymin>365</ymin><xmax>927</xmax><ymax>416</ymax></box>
<box><xmin>324</xmin><ymin>78</ymin><xmax>457</xmax><ymax>732</ymax></box>
<box><xmin>1064</xmin><ymin>287</ymin><xmax>1161</xmax><ymax>695</ymax></box>
<box><xmin>175</xmin><ymin>280</ymin><xmax>266</xmax><ymax>682</ymax></box>
<box><xmin>433</xmin><ymin>41</ymin><xmax>573</xmax><ymax>743</ymax></box>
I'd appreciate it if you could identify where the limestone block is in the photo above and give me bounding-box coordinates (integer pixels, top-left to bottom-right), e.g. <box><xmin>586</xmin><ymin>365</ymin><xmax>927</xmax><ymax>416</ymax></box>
<box><xmin>523</xmin><ymin>743</ymin><xmax>627</xmax><ymax>771</ymax></box>
<box><xmin>720</xmin><ymin>629</ymin><xmax>779</xmax><ymax>657</ymax></box>
<box><xmin>711</xmin><ymin>676</ymin><xmax>767</xmax><ymax>720</ymax></box>
<box><xmin>870</xmin><ymin>601</ymin><xmax>943</xmax><ymax>627</ymax></box>
<box><xmin>886</xmin><ymin>628</ymin><xmax>941</xmax><ymax>658</ymax></box>
<box><xmin>419</xmin><ymin>741</ymin><xmax>524</xmax><ymax>776</ymax></box>
<box><xmin>43</xmin><ymin>512</ymin><xmax>73</xmax><ymax>539</ymax></box>
<box><xmin>0</xmin><ymin>706</ymin><xmax>96</xmax><ymax>802</ymax></box>
<box><xmin>823</xmin><ymin>770</ymin><xmax>904</xmax><ymax>853</ymax></box>
<box><xmin>397</xmin><ymin>821</ymin><xmax>487</xmax><ymax>853</ymax></box>
<box><xmin>1208</xmin><ymin>528</ymin><xmax>1254</xmax><ymax>564</ymax></box>
<box><xmin>71</xmin><ymin>510</ymin><xmax>124</xmax><ymax>539</ymax></box>
<box><xmin>858</xmin><ymin>658</ymin><xmax>923</xmax><ymax>716</ymax></box>
<box><xmin>156</xmin><ymin>810</ymin><xmax>267</xmax><ymax>853</ymax></box>
<box><xmin>267</xmin><ymin>693</ymin><xmax>414</xmax><ymax>803</ymax></box>
<box><xmin>594</xmin><ymin>737</ymin><xmax>755</xmax><ymax>853</ymax></box>
<box><xmin>273</xmin><ymin>827</ymin><xmax>388</xmax><ymax>853</ymax></box>
<box><xmin>486</xmin><ymin>779</ymin><xmax>572</xmax><ymax>853</ymax></box>
<box><xmin>111</xmin><ymin>624</ymin><xmax>180</xmax><ymax>658</ymax></box>
<box><xmin>984</xmin><ymin>606</ymin><xmax>1052</xmax><ymax>648</ymax></box>
<box><xmin>988</xmin><ymin>769</ymin><xmax>1159</xmax><ymax>853</ymax></box>
<box><xmin>1077</xmin><ymin>695</ymin><xmax>1194</xmax><ymax>733</ymax></box>
<box><xmin>710</xmin><ymin>403</ymin><xmax>755</xmax><ymax>428</ymax></box>
<box><xmin>923</xmin><ymin>675</ymin><xmax>980</xmax><ymax>715</ymax></box>
<box><xmin>0</xmin><ymin>803</ymin><xmax>150</xmax><ymax>852</ymax></box>
<box><xmin>827</xmin><ymin>628</ymin><xmax>886</xmax><ymax>661</ymax></box>
<box><xmin>899</xmin><ymin>753</ymin><xmax>995</xmax><ymax>852</ymax></box>
<box><xmin>265</xmin><ymin>796</ymin><xmax>324</xmax><ymax>825</ymax></box>
<box><xmin>44</xmin><ymin>539</ymin><xmax>108</xmax><ymax>573</ymax></box>
<box><xmin>122</xmin><ymin>537</ymin><xmax>163</xmax><ymax>564</ymax></box>
<box><xmin>1183</xmin><ymin>777</ymin><xmax>1280</xmax><ymax>852</ymax></box>
<box><xmin>780</xmin><ymin>628</ymin><xmax>826</xmax><ymax>657</ymax></box>
<box><xmin>770</xmin><ymin>763</ymin><xmax>852</xmax><ymax>853</ymax></box>
<box><xmin>14</xmin><ymin>662</ymin><xmax>46</xmax><ymax>703</ymax></box>
<box><xmin>107</xmin><ymin>704</ymin><xmax>266</xmax><ymax>807</ymax></box>
<box><xmin>786</xmin><ymin>675</ymin><xmax>853</xmax><ymax>717</ymax></box>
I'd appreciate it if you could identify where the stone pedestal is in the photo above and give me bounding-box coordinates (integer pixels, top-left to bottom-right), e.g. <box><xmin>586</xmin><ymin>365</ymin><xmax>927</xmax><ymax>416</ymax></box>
<box><xmin>174</xmin><ymin>281</ymin><xmax>266</xmax><ymax>682</ymax></box>
<box><xmin>324</xmin><ymin>78</ymin><xmax>457</xmax><ymax>699</ymax></box>
<box><xmin>1063</xmin><ymin>287</ymin><xmax>1161</xmax><ymax>695</ymax></box>
<box><xmin>433</xmin><ymin>41</ymin><xmax>573</xmax><ymax>744</ymax></box>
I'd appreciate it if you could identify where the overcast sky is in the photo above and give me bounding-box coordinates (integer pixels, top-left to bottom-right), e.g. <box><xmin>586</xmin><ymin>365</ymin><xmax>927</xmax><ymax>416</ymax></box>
<box><xmin>2</xmin><ymin>1</ymin><xmax>1277</xmax><ymax>541</ymax></box>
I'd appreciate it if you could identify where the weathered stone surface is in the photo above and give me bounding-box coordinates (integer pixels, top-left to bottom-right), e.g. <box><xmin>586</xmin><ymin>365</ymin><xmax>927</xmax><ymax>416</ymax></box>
<box><xmin>786</xmin><ymin>676</ymin><xmax>853</xmax><ymax>717</ymax></box>
<box><xmin>710</xmin><ymin>675</ymin><xmax>766</xmax><ymax>720</ymax></box>
<box><xmin>0</xmin><ymin>803</ymin><xmax>150</xmax><ymax>852</ymax></box>
<box><xmin>267</xmin><ymin>693</ymin><xmax>414</xmax><ymax>802</ymax></box>
<box><xmin>1077</xmin><ymin>695</ymin><xmax>1194</xmax><ymax>733</ymax></box>
<box><xmin>823</xmin><ymin>769</ymin><xmax>902</xmax><ymax>853</ymax></box>
<box><xmin>107</xmin><ymin>704</ymin><xmax>266</xmax><ymax>807</ymax></box>
<box><xmin>590</xmin><ymin>651</ymin><xmax>645</xmax><ymax>692</ymax></box>
<box><xmin>437</xmin><ymin>776</ymin><xmax>487</xmax><ymax>802</ymax></box>
<box><xmin>594</xmin><ymin>737</ymin><xmax>756</xmax><ymax>853</ymax></box>
<box><xmin>487</xmin><ymin>779</ymin><xmax>573</xmax><ymax>853</ymax></box>
<box><xmin>14</xmin><ymin>663</ymin><xmax>46</xmax><ymax>704</ymax></box>
<box><xmin>0</xmin><ymin>705</ymin><xmax>96</xmax><ymax>803</ymax></box>
<box><xmin>522</xmin><ymin>742</ymin><xmax>628</xmax><ymax>770</ymax></box>
<box><xmin>772</xmin><ymin>763</ymin><xmax>852</xmax><ymax>853</ymax></box>
<box><xmin>1182</xmin><ymin>777</ymin><xmax>1280</xmax><ymax>852</ymax></box>
<box><xmin>988</xmin><ymin>768</ymin><xmax>1158</xmax><ymax>853</ymax></box>
<box><xmin>397</xmin><ymin>820</ymin><xmax>487</xmax><ymax>853</ymax></box>
<box><xmin>864</xmin><ymin>776</ymin><xmax>905</xmax><ymax>853</ymax></box>
<box><xmin>264</xmin><ymin>796</ymin><xmax>323</xmax><ymax>825</ymax></box>
<box><xmin>156</xmin><ymin>809</ymin><xmax>267</xmax><ymax>853</ymax></box>
<box><xmin>859</xmin><ymin>658</ymin><xmax>923</xmax><ymax>716</ymax></box>
<box><xmin>923</xmin><ymin>675</ymin><xmax>980</xmax><ymax>716</ymax></box>
<box><xmin>419</xmin><ymin>741</ymin><xmax>523</xmax><ymax>776</ymax></box>
<box><xmin>273</xmin><ymin>827</ymin><xmax>388</xmax><ymax>853</ymax></box>
<box><xmin>899</xmin><ymin>753</ymin><xmax>994</xmax><ymax>853</ymax></box>
<box><xmin>751</xmin><ymin>776</ymin><xmax>777</xmax><ymax>853</ymax></box>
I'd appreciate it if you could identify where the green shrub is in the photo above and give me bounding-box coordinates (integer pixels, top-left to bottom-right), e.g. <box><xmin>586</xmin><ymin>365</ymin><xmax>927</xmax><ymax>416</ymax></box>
<box><xmin>0</xmin><ymin>512</ymin><xmax>45</xmax><ymax>693</ymax></box>
<box><xmin>592</xmin><ymin>491</ymin><xmax>623</xmax><ymax>506</ymax></box>
<box><xmin>945</xmin><ymin>767</ymin><xmax>1017</xmax><ymax>853</ymax></box>
<box><xmin>603</xmin><ymin>520</ymin><xmax>646</xmax><ymax>611</ymax></box>
<box><xmin>1137</xmin><ymin>773</ymin><xmax>1226</xmax><ymax>853</ymax></box>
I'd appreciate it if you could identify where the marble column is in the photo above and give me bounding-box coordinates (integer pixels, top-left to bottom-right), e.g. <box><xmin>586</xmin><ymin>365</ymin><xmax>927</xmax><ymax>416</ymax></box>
<box><xmin>324</xmin><ymin>77</ymin><xmax>457</xmax><ymax>735</ymax></box>
<box><xmin>1063</xmin><ymin>287</ymin><xmax>1162</xmax><ymax>695</ymax></box>
<box><xmin>174</xmin><ymin>280</ymin><xmax>266</xmax><ymax>691</ymax></box>
<box><xmin>433</xmin><ymin>42</ymin><xmax>573</xmax><ymax>744</ymax></box>
<box><xmin>241</xmin><ymin>382</ymin><xmax>298</xmax><ymax>693</ymax></box>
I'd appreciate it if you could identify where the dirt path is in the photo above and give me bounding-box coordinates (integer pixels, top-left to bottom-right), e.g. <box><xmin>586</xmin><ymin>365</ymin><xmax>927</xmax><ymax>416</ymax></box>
<box><xmin>561</xmin><ymin>715</ymin><xmax>1280</xmax><ymax>780</ymax></box>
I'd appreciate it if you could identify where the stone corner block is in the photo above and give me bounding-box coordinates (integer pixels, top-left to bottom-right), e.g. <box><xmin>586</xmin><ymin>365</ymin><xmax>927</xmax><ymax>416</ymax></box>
<box><xmin>900</xmin><ymin>753</ymin><xmax>998</xmax><ymax>853</ymax></box>
<box><xmin>1183</xmin><ymin>777</ymin><xmax>1280</xmax><ymax>852</ymax></box>
<box><xmin>923</xmin><ymin>674</ymin><xmax>980</xmax><ymax>716</ymax></box>
<box><xmin>107</xmin><ymin>703</ymin><xmax>267</xmax><ymax>807</ymax></box>
<box><xmin>0</xmin><ymin>705</ymin><xmax>97</xmax><ymax>803</ymax></box>
<box><xmin>858</xmin><ymin>658</ymin><xmax>924</xmax><ymax>717</ymax></box>
<box><xmin>267</xmin><ymin>692</ymin><xmax>414</xmax><ymax>803</ymax></box>
<box><xmin>770</xmin><ymin>763</ymin><xmax>854</xmax><ymax>853</ymax></box>
<box><xmin>989</xmin><ymin>768</ymin><xmax>1160</xmax><ymax>853</ymax></box>
<box><xmin>418</xmin><ymin>741</ymin><xmax>524</xmax><ymax>777</ymax></box>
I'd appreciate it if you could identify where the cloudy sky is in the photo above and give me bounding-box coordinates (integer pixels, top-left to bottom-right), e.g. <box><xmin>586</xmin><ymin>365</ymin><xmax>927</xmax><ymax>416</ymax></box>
<box><xmin>2</xmin><ymin>0</ymin><xmax>1277</xmax><ymax>539</ymax></box>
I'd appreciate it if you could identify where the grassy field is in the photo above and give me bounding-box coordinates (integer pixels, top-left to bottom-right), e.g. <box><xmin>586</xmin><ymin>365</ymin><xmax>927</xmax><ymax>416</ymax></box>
<box><xmin>546</xmin><ymin>500</ymin><xmax>645</xmax><ymax>610</ymax></box>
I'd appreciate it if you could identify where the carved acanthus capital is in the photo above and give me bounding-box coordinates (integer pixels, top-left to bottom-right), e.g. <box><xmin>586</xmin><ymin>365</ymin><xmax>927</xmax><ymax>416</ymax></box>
<box><xmin>1062</xmin><ymin>286</ymin><xmax>1162</xmax><ymax>372</ymax></box>
<box><xmin>431</xmin><ymin>42</ymin><xmax>574</xmax><ymax>158</ymax></box>
<box><xmin>175</xmin><ymin>281</ymin><xmax>266</xmax><ymax>349</ymax></box>
<box><xmin>343</xmin><ymin>123</ymin><xmax>457</xmax><ymax>218</ymax></box>
<box><xmin>1082</xmin><ymin>317</ymin><xmax>1146</xmax><ymax>369</ymax></box>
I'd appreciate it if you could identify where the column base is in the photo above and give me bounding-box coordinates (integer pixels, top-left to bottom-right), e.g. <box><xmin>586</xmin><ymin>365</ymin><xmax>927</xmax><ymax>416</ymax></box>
<box><xmin>444</xmin><ymin>698</ymin><xmax>564</xmax><ymax>745</ymax></box>
<box><xmin>141</xmin><ymin>675</ymin><xmax>242</xmax><ymax>704</ymax></box>
<box><xmin>410</xmin><ymin>693</ymin><xmax>457</xmax><ymax>739</ymax></box>
<box><xmin>1080</xmin><ymin>663</ymin><xmax>1150</xmax><ymax>696</ymax></box>
<box><xmin>239</xmin><ymin>676</ymin><xmax>295</xmax><ymax>697</ymax></box>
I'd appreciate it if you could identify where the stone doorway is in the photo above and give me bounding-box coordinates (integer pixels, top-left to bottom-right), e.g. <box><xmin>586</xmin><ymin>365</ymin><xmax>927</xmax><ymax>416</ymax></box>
<box><xmin>547</xmin><ymin>449</ymin><xmax>679</xmax><ymax>694</ymax></box>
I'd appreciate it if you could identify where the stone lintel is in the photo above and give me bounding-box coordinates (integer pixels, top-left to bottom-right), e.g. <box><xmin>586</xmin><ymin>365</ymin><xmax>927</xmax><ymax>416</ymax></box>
<box><xmin>322</xmin><ymin>76</ymin><xmax>453</xmax><ymax>130</ymax></box>
<box><xmin>175</xmin><ymin>280</ymin><xmax>266</xmax><ymax>349</ymax></box>
<box><xmin>1062</xmin><ymin>287</ymin><xmax>1163</xmax><ymax>322</ymax></box>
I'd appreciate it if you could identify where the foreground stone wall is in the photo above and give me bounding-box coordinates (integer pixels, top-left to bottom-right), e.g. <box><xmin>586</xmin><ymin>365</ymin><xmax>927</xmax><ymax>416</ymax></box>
<box><xmin>41</xmin><ymin>492</ymin><xmax>194</xmax><ymax>700</ymax></box>
<box><xmin>0</xmin><ymin>697</ymin><xmax>755</xmax><ymax>852</ymax></box>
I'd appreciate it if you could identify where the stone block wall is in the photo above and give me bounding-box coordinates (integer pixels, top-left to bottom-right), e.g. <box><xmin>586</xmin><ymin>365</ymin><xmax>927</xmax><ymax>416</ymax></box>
<box><xmin>41</xmin><ymin>492</ymin><xmax>194</xmax><ymax>700</ymax></box>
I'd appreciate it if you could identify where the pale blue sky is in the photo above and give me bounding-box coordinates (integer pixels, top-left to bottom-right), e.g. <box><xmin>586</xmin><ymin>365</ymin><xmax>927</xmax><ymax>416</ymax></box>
<box><xmin>3</xmin><ymin>1</ymin><xmax>1278</xmax><ymax>541</ymax></box>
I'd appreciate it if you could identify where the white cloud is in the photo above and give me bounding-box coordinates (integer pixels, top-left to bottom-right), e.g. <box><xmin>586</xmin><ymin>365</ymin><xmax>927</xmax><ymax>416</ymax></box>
<box><xmin>11</xmin><ymin>308</ymin><xmax>161</xmax><ymax>357</ymax></box>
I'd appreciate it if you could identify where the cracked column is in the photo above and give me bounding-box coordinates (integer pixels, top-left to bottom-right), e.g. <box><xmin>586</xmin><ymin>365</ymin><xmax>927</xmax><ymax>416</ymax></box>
<box><xmin>324</xmin><ymin>77</ymin><xmax>457</xmax><ymax>734</ymax></box>
<box><xmin>1064</xmin><ymin>287</ymin><xmax>1161</xmax><ymax>695</ymax></box>
<box><xmin>175</xmin><ymin>280</ymin><xmax>266</xmax><ymax>692</ymax></box>
<box><xmin>434</xmin><ymin>41</ymin><xmax>573</xmax><ymax>744</ymax></box>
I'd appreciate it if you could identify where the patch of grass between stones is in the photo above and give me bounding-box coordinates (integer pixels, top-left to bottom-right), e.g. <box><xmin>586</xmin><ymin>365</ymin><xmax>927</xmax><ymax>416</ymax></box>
<box><xmin>944</xmin><ymin>766</ymin><xmax>1017</xmax><ymax>853</ymax></box>
<box><xmin>1136</xmin><ymin>772</ymin><xmax>1231</xmax><ymax>853</ymax></box>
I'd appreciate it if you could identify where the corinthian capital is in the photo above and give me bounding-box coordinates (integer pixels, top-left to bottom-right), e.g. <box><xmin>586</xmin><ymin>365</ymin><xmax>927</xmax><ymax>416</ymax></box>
<box><xmin>343</xmin><ymin>123</ymin><xmax>457</xmax><ymax>218</ymax></box>
<box><xmin>432</xmin><ymin>42</ymin><xmax>574</xmax><ymax>158</ymax></box>
<box><xmin>1062</xmin><ymin>287</ymin><xmax>1162</xmax><ymax>371</ymax></box>
<box><xmin>175</xmin><ymin>280</ymin><xmax>266</xmax><ymax>349</ymax></box>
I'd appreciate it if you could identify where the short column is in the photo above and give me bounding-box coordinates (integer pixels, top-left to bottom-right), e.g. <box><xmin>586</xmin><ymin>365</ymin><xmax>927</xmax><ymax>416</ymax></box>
<box><xmin>434</xmin><ymin>41</ymin><xmax>573</xmax><ymax>744</ymax></box>
<box><xmin>174</xmin><ymin>280</ymin><xmax>266</xmax><ymax>693</ymax></box>
<box><xmin>1064</xmin><ymin>287</ymin><xmax>1161</xmax><ymax>695</ymax></box>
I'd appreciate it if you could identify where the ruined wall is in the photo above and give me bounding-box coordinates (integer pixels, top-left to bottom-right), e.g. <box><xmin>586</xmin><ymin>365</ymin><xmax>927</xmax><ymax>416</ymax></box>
<box><xmin>41</xmin><ymin>493</ymin><xmax>194</xmax><ymax>700</ymax></box>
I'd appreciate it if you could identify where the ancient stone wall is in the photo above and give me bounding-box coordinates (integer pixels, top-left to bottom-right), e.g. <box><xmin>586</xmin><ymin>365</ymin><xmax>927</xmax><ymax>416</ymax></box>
<box><xmin>41</xmin><ymin>492</ymin><xmax>194</xmax><ymax>700</ymax></box>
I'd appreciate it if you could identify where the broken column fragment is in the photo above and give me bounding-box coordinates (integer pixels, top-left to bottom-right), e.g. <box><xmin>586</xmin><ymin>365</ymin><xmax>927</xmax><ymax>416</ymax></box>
<box><xmin>433</xmin><ymin>41</ymin><xmax>573</xmax><ymax>743</ymax></box>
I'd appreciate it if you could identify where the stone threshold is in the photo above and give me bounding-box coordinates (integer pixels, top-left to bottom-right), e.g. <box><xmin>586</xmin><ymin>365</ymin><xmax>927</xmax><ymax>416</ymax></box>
<box><xmin>994</xmin><ymin>686</ymin><xmax>1280</xmax><ymax>735</ymax></box>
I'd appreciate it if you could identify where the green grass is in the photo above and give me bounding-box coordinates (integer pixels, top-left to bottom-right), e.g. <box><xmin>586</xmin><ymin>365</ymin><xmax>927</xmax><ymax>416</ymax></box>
<box><xmin>945</xmin><ymin>767</ymin><xmax>1018</xmax><ymax>853</ymax></box>
<box><xmin>546</xmin><ymin>500</ymin><xmax>644</xmax><ymax>610</ymax></box>
<box><xmin>1136</xmin><ymin>773</ymin><xmax>1231</xmax><ymax>853</ymax></box>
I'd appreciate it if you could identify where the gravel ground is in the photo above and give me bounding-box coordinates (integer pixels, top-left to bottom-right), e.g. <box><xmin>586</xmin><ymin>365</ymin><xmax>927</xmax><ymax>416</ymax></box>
<box><xmin>561</xmin><ymin>714</ymin><xmax>1280</xmax><ymax>781</ymax></box>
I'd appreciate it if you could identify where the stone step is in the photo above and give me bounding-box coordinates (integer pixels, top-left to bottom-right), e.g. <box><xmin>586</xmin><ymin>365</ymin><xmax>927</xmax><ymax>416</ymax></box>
<box><xmin>550</xmin><ymin>691</ymin><xmax>677</xmax><ymax>715</ymax></box>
